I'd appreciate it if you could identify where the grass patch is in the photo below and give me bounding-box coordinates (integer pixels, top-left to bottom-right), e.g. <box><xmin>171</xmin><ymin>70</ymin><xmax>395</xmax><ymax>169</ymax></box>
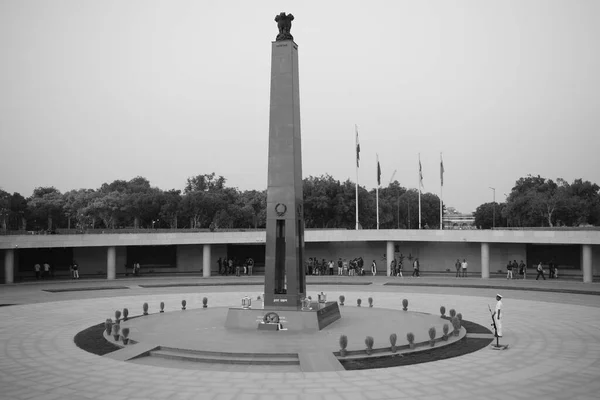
<box><xmin>339</xmin><ymin>318</ymin><xmax>493</xmax><ymax>370</ymax></box>
<box><xmin>339</xmin><ymin>336</ymin><xmax>493</xmax><ymax>370</ymax></box>
<box><xmin>74</xmin><ymin>322</ymin><xmax>121</xmax><ymax>356</ymax></box>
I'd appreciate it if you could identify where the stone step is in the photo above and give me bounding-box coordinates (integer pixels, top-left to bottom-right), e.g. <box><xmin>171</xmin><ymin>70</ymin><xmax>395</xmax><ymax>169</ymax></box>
<box><xmin>149</xmin><ymin>347</ymin><xmax>300</xmax><ymax>365</ymax></box>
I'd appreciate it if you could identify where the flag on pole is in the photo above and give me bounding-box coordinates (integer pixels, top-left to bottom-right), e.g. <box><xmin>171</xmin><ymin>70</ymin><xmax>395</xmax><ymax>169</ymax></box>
<box><xmin>440</xmin><ymin>154</ymin><xmax>444</xmax><ymax>186</ymax></box>
<box><xmin>355</xmin><ymin>125</ymin><xmax>360</xmax><ymax>168</ymax></box>
<box><xmin>376</xmin><ymin>154</ymin><xmax>381</xmax><ymax>186</ymax></box>
<box><xmin>419</xmin><ymin>158</ymin><xmax>424</xmax><ymax>189</ymax></box>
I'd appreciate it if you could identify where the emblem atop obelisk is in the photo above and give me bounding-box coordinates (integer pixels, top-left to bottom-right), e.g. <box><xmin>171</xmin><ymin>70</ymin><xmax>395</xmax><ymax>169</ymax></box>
<box><xmin>275</xmin><ymin>12</ymin><xmax>294</xmax><ymax>41</ymax></box>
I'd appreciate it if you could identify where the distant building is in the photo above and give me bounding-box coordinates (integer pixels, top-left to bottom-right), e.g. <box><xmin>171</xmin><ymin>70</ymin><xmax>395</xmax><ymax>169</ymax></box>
<box><xmin>443</xmin><ymin>213</ymin><xmax>475</xmax><ymax>230</ymax></box>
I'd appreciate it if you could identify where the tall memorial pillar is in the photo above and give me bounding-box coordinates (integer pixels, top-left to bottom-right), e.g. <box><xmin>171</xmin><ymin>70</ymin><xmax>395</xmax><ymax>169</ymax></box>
<box><xmin>225</xmin><ymin>14</ymin><xmax>340</xmax><ymax>331</ymax></box>
<box><xmin>263</xmin><ymin>12</ymin><xmax>306</xmax><ymax>310</ymax></box>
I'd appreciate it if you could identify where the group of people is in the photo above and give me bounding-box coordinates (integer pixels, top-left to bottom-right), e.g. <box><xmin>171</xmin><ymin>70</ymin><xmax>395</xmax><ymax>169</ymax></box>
<box><xmin>454</xmin><ymin>259</ymin><xmax>468</xmax><ymax>277</ymax></box>
<box><xmin>33</xmin><ymin>261</ymin><xmax>80</xmax><ymax>279</ymax></box>
<box><xmin>505</xmin><ymin>260</ymin><xmax>558</xmax><ymax>280</ymax></box>
<box><xmin>535</xmin><ymin>260</ymin><xmax>559</xmax><ymax>280</ymax></box>
<box><xmin>217</xmin><ymin>257</ymin><xmax>254</xmax><ymax>276</ymax></box>
<box><xmin>506</xmin><ymin>260</ymin><xmax>527</xmax><ymax>279</ymax></box>
<box><xmin>306</xmin><ymin>257</ymin><xmax>367</xmax><ymax>276</ymax></box>
<box><xmin>33</xmin><ymin>262</ymin><xmax>52</xmax><ymax>279</ymax></box>
<box><xmin>388</xmin><ymin>255</ymin><xmax>421</xmax><ymax>277</ymax></box>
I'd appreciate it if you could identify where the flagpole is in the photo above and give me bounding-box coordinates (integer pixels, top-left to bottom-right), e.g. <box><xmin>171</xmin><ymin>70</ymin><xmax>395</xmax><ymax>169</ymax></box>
<box><xmin>356</xmin><ymin>163</ymin><xmax>359</xmax><ymax>230</ymax></box>
<box><xmin>440</xmin><ymin>152</ymin><xmax>443</xmax><ymax>231</ymax></box>
<box><xmin>376</xmin><ymin>153</ymin><xmax>380</xmax><ymax>230</ymax></box>
<box><xmin>376</xmin><ymin>186</ymin><xmax>379</xmax><ymax>230</ymax></box>
<box><xmin>418</xmin><ymin>153</ymin><xmax>422</xmax><ymax>230</ymax></box>
<box><xmin>355</xmin><ymin>125</ymin><xmax>359</xmax><ymax>231</ymax></box>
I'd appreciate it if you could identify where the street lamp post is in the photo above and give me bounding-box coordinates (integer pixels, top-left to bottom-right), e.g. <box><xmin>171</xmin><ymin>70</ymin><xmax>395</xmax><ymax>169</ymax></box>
<box><xmin>489</xmin><ymin>187</ymin><xmax>496</xmax><ymax>230</ymax></box>
<box><xmin>504</xmin><ymin>193</ymin><xmax>509</xmax><ymax>227</ymax></box>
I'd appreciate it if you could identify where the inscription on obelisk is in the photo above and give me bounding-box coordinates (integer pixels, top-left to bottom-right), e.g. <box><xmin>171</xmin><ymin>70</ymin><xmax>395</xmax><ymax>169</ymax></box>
<box><xmin>263</xmin><ymin>12</ymin><xmax>306</xmax><ymax>310</ymax></box>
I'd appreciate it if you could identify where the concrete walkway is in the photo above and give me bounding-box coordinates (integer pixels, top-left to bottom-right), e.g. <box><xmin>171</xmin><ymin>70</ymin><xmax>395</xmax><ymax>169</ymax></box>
<box><xmin>0</xmin><ymin>276</ymin><xmax>599</xmax><ymax>400</ymax></box>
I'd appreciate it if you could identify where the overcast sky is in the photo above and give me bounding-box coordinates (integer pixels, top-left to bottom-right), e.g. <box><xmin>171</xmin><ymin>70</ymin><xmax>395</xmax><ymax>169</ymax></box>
<box><xmin>1</xmin><ymin>0</ymin><xmax>598</xmax><ymax>213</ymax></box>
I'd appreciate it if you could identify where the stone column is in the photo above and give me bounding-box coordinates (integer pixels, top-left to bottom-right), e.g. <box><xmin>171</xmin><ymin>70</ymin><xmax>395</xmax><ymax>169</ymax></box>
<box><xmin>107</xmin><ymin>246</ymin><xmax>116</xmax><ymax>280</ymax></box>
<box><xmin>203</xmin><ymin>244</ymin><xmax>211</xmax><ymax>278</ymax></box>
<box><xmin>481</xmin><ymin>242</ymin><xmax>490</xmax><ymax>279</ymax></box>
<box><xmin>4</xmin><ymin>249</ymin><xmax>14</xmax><ymax>284</ymax></box>
<box><xmin>582</xmin><ymin>244</ymin><xmax>592</xmax><ymax>283</ymax></box>
<box><xmin>386</xmin><ymin>241</ymin><xmax>394</xmax><ymax>277</ymax></box>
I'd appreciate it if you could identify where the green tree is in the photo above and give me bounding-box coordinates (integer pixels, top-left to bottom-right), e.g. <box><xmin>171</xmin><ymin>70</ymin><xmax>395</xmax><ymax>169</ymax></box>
<box><xmin>27</xmin><ymin>187</ymin><xmax>65</xmax><ymax>230</ymax></box>
<box><xmin>475</xmin><ymin>202</ymin><xmax>507</xmax><ymax>229</ymax></box>
<box><xmin>159</xmin><ymin>189</ymin><xmax>182</xmax><ymax>228</ymax></box>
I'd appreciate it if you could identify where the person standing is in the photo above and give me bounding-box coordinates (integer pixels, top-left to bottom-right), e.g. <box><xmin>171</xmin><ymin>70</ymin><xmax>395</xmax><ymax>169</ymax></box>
<box><xmin>519</xmin><ymin>260</ymin><xmax>526</xmax><ymax>280</ymax></box>
<box><xmin>34</xmin><ymin>263</ymin><xmax>41</xmax><ymax>280</ymax></box>
<box><xmin>217</xmin><ymin>257</ymin><xmax>223</xmax><ymax>275</ymax></box>
<box><xmin>337</xmin><ymin>258</ymin><xmax>343</xmax><ymax>275</ymax></box>
<box><xmin>506</xmin><ymin>261</ymin><xmax>513</xmax><ymax>279</ymax></box>
<box><xmin>536</xmin><ymin>262</ymin><xmax>546</xmax><ymax>280</ymax></box>
<box><xmin>549</xmin><ymin>259</ymin><xmax>555</xmax><ymax>279</ymax></box>
<box><xmin>72</xmin><ymin>262</ymin><xmax>79</xmax><ymax>279</ymax></box>
<box><xmin>492</xmin><ymin>294</ymin><xmax>503</xmax><ymax>337</ymax></box>
<box><xmin>390</xmin><ymin>258</ymin><xmax>396</xmax><ymax>277</ymax></box>
<box><xmin>328</xmin><ymin>260</ymin><xmax>334</xmax><ymax>275</ymax></box>
<box><xmin>461</xmin><ymin>259</ymin><xmax>468</xmax><ymax>277</ymax></box>
<box><xmin>43</xmin><ymin>262</ymin><xmax>50</xmax><ymax>279</ymax></box>
<box><xmin>455</xmin><ymin>259</ymin><xmax>461</xmax><ymax>277</ymax></box>
<box><xmin>371</xmin><ymin>260</ymin><xmax>377</xmax><ymax>276</ymax></box>
<box><xmin>247</xmin><ymin>257</ymin><xmax>254</xmax><ymax>276</ymax></box>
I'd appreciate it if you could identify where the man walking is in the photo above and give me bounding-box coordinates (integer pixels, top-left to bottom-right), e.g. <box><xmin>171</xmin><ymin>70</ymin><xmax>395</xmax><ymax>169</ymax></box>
<box><xmin>536</xmin><ymin>261</ymin><xmax>546</xmax><ymax>280</ymax></box>
<box><xmin>412</xmin><ymin>258</ymin><xmax>420</xmax><ymax>277</ymax></box>
<box><xmin>461</xmin><ymin>259</ymin><xmax>468</xmax><ymax>277</ymax></box>
<box><xmin>34</xmin><ymin>263</ymin><xmax>41</xmax><ymax>280</ymax></box>
<box><xmin>371</xmin><ymin>260</ymin><xmax>377</xmax><ymax>276</ymax></box>
<box><xmin>492</xmin><ymin>294</ymin><xmax>503</xmax><ymax>337</ymax></box>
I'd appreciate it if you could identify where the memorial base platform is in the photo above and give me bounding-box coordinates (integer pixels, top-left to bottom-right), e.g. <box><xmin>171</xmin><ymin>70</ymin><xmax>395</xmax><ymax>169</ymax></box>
<box><xmin>225</xmin><ymin>301</ymin><xmax>341</xmax><ymax>332</ymax></box>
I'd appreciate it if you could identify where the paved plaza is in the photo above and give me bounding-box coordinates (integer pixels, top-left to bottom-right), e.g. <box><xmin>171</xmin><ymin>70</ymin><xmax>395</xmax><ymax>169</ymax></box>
<box><xmin>1</xmin><ymin>276</ymin><xmax>599</xmax><ymax>400</ymax></box>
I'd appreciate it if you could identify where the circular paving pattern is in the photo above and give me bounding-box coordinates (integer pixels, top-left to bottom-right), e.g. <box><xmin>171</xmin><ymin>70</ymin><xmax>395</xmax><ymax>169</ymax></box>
<box><xmin>1</xmin><ymin>282</ymin><xmax>600</xmax><ymax>400</ymax></box>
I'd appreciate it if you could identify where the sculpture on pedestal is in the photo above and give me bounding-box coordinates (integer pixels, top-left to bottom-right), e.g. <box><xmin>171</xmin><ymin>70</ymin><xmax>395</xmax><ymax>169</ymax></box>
<box><xmin>275</xmin><ymin>12</ymin><xmax>294</xmax><ymax>41</ymax></box>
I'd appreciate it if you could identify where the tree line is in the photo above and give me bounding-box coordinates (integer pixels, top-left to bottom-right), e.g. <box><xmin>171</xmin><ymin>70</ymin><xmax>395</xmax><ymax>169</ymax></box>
<box><xmin>473</xmin><ymin>175</ymin><xmax>600</xmax><ymax>229</ymax></box>
<box><xmin>0</xmin><ymin>173</ymin><xmax>443</xmax><ymax>232</ymax></box>
<box><xmin>2</xmin><ymin>173</ymin><xmax>597</xmax><ymax>232</ymax></box>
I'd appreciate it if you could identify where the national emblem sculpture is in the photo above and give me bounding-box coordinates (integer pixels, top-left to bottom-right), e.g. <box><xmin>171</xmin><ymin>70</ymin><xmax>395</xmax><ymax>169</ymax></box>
<box><xmin>275</xmin><ymin>12</ymin><xmax>294</xmax><ymax>41</ymax></box>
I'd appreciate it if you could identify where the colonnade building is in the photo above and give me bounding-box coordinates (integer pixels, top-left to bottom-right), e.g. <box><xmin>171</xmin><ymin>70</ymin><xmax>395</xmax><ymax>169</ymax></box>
<box><xmin>1</xmin><ymin>229</ymin><xmax>599</xmax><ymax>284</ymax></box>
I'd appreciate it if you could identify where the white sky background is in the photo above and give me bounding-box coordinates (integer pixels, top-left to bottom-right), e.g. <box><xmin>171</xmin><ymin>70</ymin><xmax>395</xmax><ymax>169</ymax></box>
<box><xmin>0</xmin><ymin>0</ymin><xmax>598</xmax><ymax>213</ymax></box>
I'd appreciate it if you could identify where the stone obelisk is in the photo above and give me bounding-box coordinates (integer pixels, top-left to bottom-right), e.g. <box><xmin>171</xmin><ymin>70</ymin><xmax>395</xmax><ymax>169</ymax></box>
<box><xmin>263</xmin><ymin>12</ymin><xmax>306</xmax><ymax>310</ymax></box>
